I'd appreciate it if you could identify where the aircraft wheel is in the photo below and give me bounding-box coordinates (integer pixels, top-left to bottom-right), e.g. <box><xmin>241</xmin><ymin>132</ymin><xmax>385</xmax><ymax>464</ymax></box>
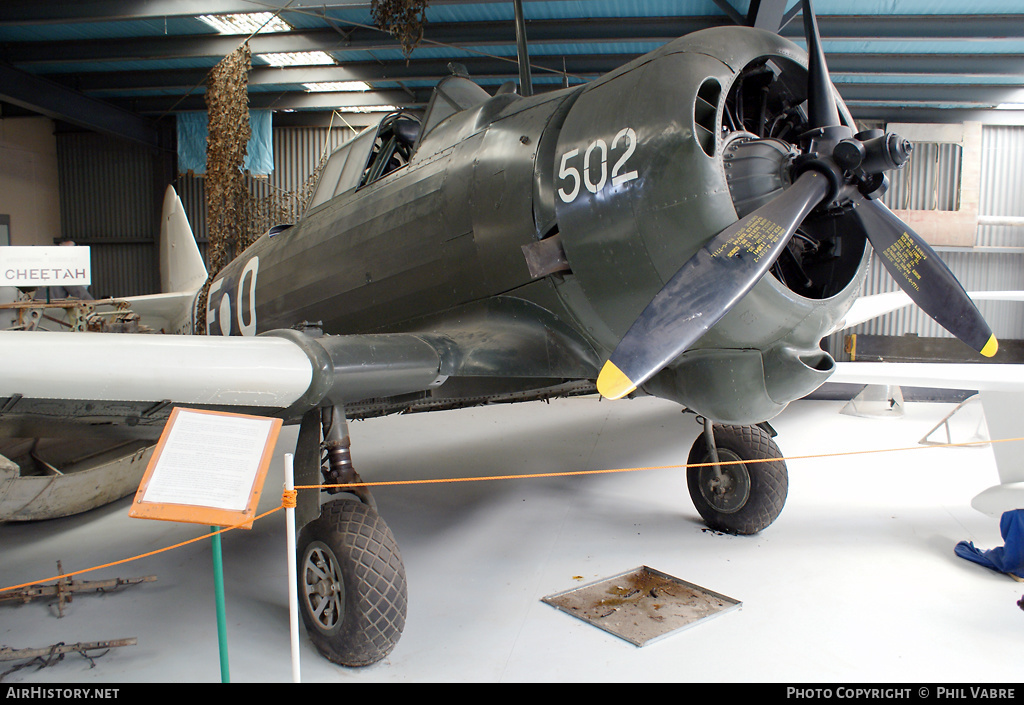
<box><xmin>297</xmin><ymin>497</ymin><xmax>407</xmax><ymax>667</ymax></box>
<box><xmin>687</xmin><ymin>424</ymin><xmax>788</xmax><ymax>535</ymax></box>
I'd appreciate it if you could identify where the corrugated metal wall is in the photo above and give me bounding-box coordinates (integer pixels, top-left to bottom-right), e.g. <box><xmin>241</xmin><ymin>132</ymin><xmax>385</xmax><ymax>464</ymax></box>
<box><xmin>883</xmin><ymin>142</ymin><xmax>963</xmax><ymax>212</ymax></box>
<box><xmin>56</xmin><ymin>131</ymin><xmax>164</xmax><ymax>297</ymax></box>
<box><xmin>827</xmin><ymin>124</ymin><xmax>1024</xmax><ymax>358</ymax></box>
<box><xmin>978</xmin><ymin>125</ymin><xmax>1024</xmax><ymax>249</ymax></box>
<box><xmin>57</xmin><ymin>121</ymin><xmax>354</xmax><ymax>296</ymax></box>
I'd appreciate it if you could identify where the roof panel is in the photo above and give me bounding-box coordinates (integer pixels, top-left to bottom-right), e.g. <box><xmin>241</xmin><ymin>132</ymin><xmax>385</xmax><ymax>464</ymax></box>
<box><xmin>0</xmin><ymin>16</ymin><xmax>209</xmax><ymax>41</ymax></box>
<box><xmin>1</xmin><ymin>1</ymin><xmax>1024</xmax><ymax>130</ymax></box>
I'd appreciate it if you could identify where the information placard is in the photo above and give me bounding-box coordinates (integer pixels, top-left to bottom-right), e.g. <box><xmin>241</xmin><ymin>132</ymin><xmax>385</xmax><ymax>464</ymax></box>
<box><xmin>0</xmin><ymin>246</ymin><xmax>91</xmax><ymax>287</ymax></box>
<box><xmin>130</xmin><ymin>407</ymin><xmax>282</xmax><ymax>528</ymax></box>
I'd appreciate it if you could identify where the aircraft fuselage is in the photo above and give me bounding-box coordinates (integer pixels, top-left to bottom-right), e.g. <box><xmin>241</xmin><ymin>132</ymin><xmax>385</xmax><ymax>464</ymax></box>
<box><xmin>208</xmin><ymin>25</ymin><xmax>871</xmax><ymax>425</ymax></box>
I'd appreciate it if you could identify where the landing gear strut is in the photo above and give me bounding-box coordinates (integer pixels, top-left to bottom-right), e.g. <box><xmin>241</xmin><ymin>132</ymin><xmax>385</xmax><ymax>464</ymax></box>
<box><xmin>687</xmin><ymin>420</ymin><xmax>788</xmax><ymax>535</ymax></box>
<box><xmin>295</xmin><ymin>404</ymin><xmax>408</xmax><ymax>667</ymax></box>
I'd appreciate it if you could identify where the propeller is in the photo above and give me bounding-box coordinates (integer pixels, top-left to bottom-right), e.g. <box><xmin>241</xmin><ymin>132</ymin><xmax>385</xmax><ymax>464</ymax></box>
<box><xmin>596</xmin><ymin>0</ymin><xmax>996</xmax><ymax>401</ymax></box>
<box><xmin>597</xmin><ymin>170</ymin><xmax>830</xmax><ymax>400</ymax></box>
<box><xmin>851</xmin><ymin>195</ymin><xmax>997</xmax><ymax>356</ymax></box>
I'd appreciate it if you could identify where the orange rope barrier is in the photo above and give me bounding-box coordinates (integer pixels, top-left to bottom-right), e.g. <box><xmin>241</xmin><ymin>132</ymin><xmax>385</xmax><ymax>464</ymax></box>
<box><xmin>296</xmin><ymin>435</ymin><xmax>1024</xmax><ymax>491</ymax></box>
<box><xmin>3</xmin><ymin>434</ymin><xmax>1022</xmax><ymax>595</ymax></box>
<box><xmin>0</xmin><ymin>506</ymin><xmax>283</xmax><ymax>594</ymax></box>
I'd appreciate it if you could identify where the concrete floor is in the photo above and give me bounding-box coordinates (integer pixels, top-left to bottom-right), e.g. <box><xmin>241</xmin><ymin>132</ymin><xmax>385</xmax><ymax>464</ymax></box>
<box><xmin>0</xmin><ymin>395</ymin><xmax>1021</xmax><ymax>683</ymax></box>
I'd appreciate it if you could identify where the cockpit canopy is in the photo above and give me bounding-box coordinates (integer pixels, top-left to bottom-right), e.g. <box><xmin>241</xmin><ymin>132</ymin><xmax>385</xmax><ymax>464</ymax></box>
<box><xmin>306</xmin><ymin>74</ymin><xmax>494</xmax><ymax>213</ymax></box>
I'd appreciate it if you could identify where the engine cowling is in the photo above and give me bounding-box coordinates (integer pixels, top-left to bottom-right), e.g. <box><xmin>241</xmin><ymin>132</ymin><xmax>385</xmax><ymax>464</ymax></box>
<box><xmin>551</xmin><ymin>26</ymin><xmax>870</xmax><ymax>423</ymax></box>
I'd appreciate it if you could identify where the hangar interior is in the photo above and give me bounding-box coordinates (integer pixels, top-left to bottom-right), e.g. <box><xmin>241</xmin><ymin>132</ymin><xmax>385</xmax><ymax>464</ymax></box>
<box><xmin>1</xmin><ymin>0</ymin><xmax>1022</xmax><ymax>683</ymax></box>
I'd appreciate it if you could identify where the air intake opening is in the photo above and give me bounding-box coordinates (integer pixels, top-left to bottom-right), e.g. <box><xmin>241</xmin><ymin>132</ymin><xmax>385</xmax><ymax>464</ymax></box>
<box><xmin>694</xmin><ymin>78</ymin><xmax>721</xmax><ymax>157</ymax></box>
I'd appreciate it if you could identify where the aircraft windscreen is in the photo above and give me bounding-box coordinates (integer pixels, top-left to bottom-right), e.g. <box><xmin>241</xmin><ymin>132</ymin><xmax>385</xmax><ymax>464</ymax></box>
<box><xmin>306</xmin><ymin>128</ymin><xmax>378</xmax><ymax>211</ymax></box>
<box><xmin>415</xmin><ymin>75</ymin><xmax>492</xmax><ymax>147</ymax></box>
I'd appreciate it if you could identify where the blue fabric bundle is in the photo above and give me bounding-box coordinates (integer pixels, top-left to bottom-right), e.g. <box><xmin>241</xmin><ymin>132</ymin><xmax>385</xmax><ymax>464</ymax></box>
<box><xmin>955</xmin><ymin>509</ymin><xmax>1024</xmax><ymax>579</ymax></box>
<box><xmin>176</xmin><ymin>110</ymin><xmax>273</xmax><ymax>175</ymax></box>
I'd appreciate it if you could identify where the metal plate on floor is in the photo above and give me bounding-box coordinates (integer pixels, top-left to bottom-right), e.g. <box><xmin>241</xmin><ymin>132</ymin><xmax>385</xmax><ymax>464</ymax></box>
<box><xmin>542</xmin><ymin>566</ymin><xmax>741</xmax><ymax>647</ymax></box>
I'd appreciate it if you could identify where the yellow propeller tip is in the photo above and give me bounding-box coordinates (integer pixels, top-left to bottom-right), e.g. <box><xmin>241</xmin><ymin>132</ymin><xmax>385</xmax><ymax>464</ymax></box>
<box><xmin>597</xmin><ymin>360</ymin><xmax>637</xmax><ymax>400</ymax></box>
<box><xmin>980</xmin><ymin>335</ymin><xmax>999</xmax><ymax>358</ymax></box>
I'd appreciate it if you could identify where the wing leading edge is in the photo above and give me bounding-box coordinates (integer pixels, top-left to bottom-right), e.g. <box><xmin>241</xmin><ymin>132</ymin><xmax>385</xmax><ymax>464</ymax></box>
<box><xmin>0</xmin><ymin>296</ymin><xmax>602</xmax><ymax>438</ymax></box>
<box><xmin>0</xmin><ymin>329</ymin><xmax>445</xmax><ymax>437</ymax></box>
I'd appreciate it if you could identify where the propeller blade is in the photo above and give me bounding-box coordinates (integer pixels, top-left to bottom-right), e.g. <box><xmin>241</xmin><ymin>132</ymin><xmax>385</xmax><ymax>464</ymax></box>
<box><xmin>597</xmin><ymin>170</ymin><xmax>831</xmax><ymax>400</ymax></box>
<box><xmin>801</xmin><ymin>0</ymin><xmax>841</xmax><ymax>129</ymax></box>
<box><xmin>853</xmin><ymin>195</ymin><xmax>998</xmax><ymax>358</ymax></box>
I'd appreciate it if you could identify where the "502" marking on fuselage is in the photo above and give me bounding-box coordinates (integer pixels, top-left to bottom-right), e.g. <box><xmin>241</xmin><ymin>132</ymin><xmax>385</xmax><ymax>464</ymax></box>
<box><xmin>557</xmin><ymin>127</ymin><xmax>639</xmax><ymax>203</ymax></box>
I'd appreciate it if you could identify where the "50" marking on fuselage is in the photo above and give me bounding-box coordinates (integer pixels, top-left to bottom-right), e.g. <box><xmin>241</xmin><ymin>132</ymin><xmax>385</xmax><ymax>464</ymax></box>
<box><xmin>557</xmin><ymin>127</ymin><xmax>639</xmax><ymax>203</ymax></box>
<box><xmin>206</xmin><ymin>256</ymin><xmax>259</xmax><ymax>336</ymax></box>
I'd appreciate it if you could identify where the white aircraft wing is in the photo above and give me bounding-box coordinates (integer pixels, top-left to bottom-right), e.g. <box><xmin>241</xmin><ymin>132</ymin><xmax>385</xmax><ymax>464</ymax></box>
<box><xmin>831</xmin><ymin>360</ymin><xmax>1024</xmax><ymax>517</ymax></box>
<box><xmin>0</xmin><ymin>329</ymin><xmax>448</xmax><ymax>439</ymax></box>
<box><xmin>832</xmin><ymin>287</ymin><xmax>1024</xmax><ymax>517</ymax></box>
<box><xmin>831</xmin><ymin>360</ymin><xmax>1024</xmax><ymax>392</ymax></box>
<box><xmin>838</xmin><ymin>290</ymin><xmax>1024</xmax><ymax>332</ymax></box>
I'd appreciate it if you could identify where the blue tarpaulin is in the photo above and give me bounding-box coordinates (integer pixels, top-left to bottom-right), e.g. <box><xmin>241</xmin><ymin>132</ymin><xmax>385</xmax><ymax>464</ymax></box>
<box><xmin>955</xmin><ymin>509</ymin><xmax>1024</xmax><ymax>579</ymax></box>
<box><xmin>176</xmin><ymin>110</ymin><xmax>273</xmax><ymax>176</ymax></box>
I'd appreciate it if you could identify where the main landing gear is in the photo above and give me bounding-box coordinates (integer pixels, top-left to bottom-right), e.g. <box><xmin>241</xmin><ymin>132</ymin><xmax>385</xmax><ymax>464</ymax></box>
<box><xmin>686</xmin><ymin>418</ymin><xmax>788</xmax><ymax>535</ymax></box>
<box><xmin>296</xmin><ymin>405</ymin><xmax>408</xmax><ymax>667</ymax></box>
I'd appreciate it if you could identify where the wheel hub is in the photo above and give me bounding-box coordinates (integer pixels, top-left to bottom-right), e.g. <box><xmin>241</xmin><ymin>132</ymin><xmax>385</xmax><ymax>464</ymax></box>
<box><xmin>303</xmin><ymin>543</ymin><xmax>345</xmax><ymax>631</ymax></box>
<box><xmin>698</xmin><ymin>449</ymin><xmax>750</xmax><ymax>514</ymax></box>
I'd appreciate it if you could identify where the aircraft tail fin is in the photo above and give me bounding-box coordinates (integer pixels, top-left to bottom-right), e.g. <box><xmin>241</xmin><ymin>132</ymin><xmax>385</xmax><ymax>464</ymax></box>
<box><xmin>159</xmin><ymin>185</ymin><xmax>208</xmax><ymax>294</ymax></box>
<box><xmin>118</xmin><ymin>186</ymin><xmax>207</xmax><ymax>334</ymax></box>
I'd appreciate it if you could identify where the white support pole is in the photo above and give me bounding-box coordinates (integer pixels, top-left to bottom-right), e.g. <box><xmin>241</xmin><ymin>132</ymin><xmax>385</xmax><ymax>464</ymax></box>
<box><xmin>284</xmin><ymin>453</ymin><xmax>301</xmax><ymax>683</ymax></box>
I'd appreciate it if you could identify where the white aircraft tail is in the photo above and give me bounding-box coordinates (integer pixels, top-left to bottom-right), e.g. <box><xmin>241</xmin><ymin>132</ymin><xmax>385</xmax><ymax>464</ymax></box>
<box><xmin>159</xmin><ymin>184</ymin><xmax>208</xmax><ymax>294</ymax></box>
<box><xmin>123</xmin><ymin>186</ymin><xmax>208</xmax><ymax>334</ymax></box>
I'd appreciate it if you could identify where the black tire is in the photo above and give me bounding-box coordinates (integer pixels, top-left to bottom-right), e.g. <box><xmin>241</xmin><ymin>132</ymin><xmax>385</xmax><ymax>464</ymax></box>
<box><xmin>687</xmin><ymin>424</ymin><xmax>788</xmax><ymax>535</ymax></box>
<box><xmin>297</xmin><ymin>498</ymin><xmax>407</xmax><ymax>667</ymax></box>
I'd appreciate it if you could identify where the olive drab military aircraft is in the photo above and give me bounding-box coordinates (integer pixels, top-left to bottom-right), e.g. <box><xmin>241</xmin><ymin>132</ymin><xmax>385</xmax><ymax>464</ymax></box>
<box><xmin>0</xmin><ymin>0</ymin><xmax>999</xmax><ymax>667</ymax></box>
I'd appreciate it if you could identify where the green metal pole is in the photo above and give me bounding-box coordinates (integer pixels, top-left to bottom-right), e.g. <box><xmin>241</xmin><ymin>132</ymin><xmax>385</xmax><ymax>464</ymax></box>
<box><xmin>211</xmin><ymin>527</ymin><xmax>230</xmax><ymax>683</ymax></box>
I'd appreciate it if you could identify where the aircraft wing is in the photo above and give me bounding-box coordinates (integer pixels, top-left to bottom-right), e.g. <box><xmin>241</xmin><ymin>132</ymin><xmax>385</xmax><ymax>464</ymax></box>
<box><xmin>830</xmin><ymin>359</ymin><xmax>1024</xmax><ymax>517</ymax></box>
<box><xmin>837</xmin><ymin>291</ymin><xmax>1024</xmax><ymax>333</ymax></box>
<box><xmin>0</xmin><ymin>296</ymin><xmax>601</xmax><ymax>439</ymax></box>
<box><xmin>0</xmin><ymin>329</ymin><xmax>445</xmax><ymax>439</ymax></box>
<box><xmin>830</xmin><ymin>360</ymin><xmax>1024</xmax><ymax>392</ymax></box>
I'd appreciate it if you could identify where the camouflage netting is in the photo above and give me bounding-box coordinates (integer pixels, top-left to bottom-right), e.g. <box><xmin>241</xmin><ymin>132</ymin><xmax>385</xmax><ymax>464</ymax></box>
<box><xmin>197</xmin><ymin>43</ymin><xmax>252</xmax><ymax>333</ymax></box>
<box><xmin>191</xmin><ymin>41</ymin><xmax>343</xmax><ymax>335</ymax></box>
<box><xmin>205</xmin><ymin>44</ymin><xmax>252</xmax><ymax>276</ymax></box>
<box><xmin>243</xmin><ymin>156</ymin><xmax>326</xmax><ymax>240</ymax></box>
<box><xmin>371</xmin><ymin>0</ymin><xmax>429</xmax><ymax>58</ymax></box>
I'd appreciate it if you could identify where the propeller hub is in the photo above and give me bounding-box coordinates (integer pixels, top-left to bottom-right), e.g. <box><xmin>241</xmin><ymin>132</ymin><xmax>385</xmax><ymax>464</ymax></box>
<box><xmin>832</xmin><ymin>139</ymin><xmax>866</xmax><ymax>171</ymax></box>
<box><xmin>791</xmin><ymin>126</ymin><xmax>914</xmax><ymax>208</ymax></box>
<box><xmin>859</xmin><ymin>132</ymin><xmax>913</xmax><ymax>173</ymax></box>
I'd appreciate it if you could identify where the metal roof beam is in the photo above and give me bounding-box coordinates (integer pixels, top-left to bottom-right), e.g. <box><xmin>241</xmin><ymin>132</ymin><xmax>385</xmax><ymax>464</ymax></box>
<box><xmin>0</xmin><ymin>0</ymin><xmax>565</xmax><ymax>25</ymax></box>
<box><xmin>43</xmin><ymin>49</ymin><xmax>1024</xmax><ymax>96</ymax></box>
<box><xmin>0</xmin><ymin>18</ymin><xmax>713</xmax><ymax>64</ymax></box>
<box><xmin>847</xmin><ymin>105</ymin><xmax>1024</xmax><ymax>126</ymax></box>
<box><xmin>4</xmin><ymin>29</ymin><xmax>353</xmax><ymax>64</ymax></box>
<box><xmin>55</xmin><ymin>55</ymin><xmax>624</xmax><ymax>93</ymax></box>
<box><xmin>113</xmin><ymin>87</ymin><xmax>427</xmax><ymax>114</ymax></box>
<box><xmin>711</xmin><ymin>1</ymin><xmax>745</xmax><ymax>27</ymax></box>
<box><xmin>88</xmin><ymin>79</ymin><xmax>1024</xmax><ymax>118</ymax></box>
<box><xmin>828</xmin><ymin>53</ymin><xmax>1024</xmax><ymax>76</ymax></box>
<box><xmin>833</xmin><ymin>82</ymin><xmax>1024</xmax><ymax>106</ymax></box>
<box><xmin>59</xmin><ymin>60</ymin><xmax>1024</xmax><ymax>98</ymax></box>
<box><xmin>780</xmin><ymin>14</ymin><xmax>1024</xmax><ymax>41</ymax></box>
<box><xmin>0</xmin><ymin>63</ymin><xmax>160</xmax><ymax>147</ymax></box>
<box><xmin>5</xmin><ymin>15</ymin><xmax>1023</xmax><ymax>67</ymax></box>
<box><xmin>746</xmin><ymin>0</ymin><xmax>789</xmax><ymax>32</ymax></box>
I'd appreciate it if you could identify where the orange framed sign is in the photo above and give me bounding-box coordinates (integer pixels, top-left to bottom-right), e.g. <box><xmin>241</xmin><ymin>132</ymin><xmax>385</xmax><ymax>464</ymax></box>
<box><xmin>129</xmin><ymin>407</ymin><xmax>283</xmax><ymax>529</ymax></box>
